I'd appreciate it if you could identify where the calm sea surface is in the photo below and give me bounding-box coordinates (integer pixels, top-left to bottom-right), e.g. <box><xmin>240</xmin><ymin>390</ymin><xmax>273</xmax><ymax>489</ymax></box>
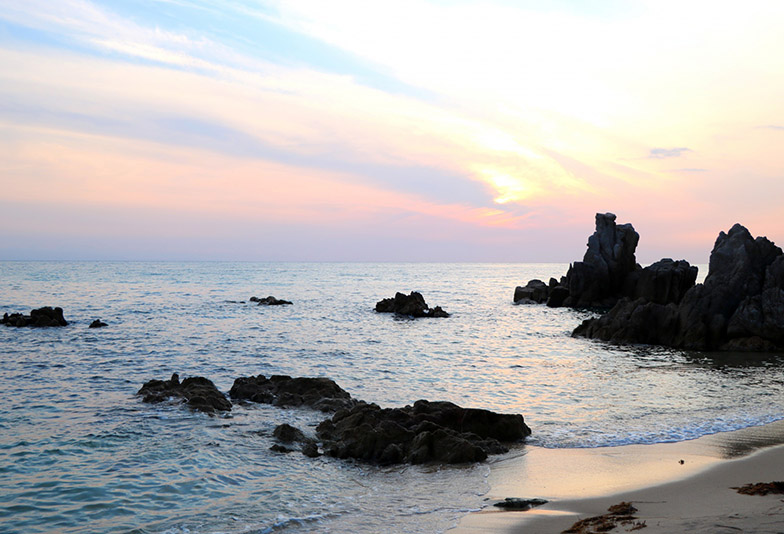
<box><xmin>1</xmin><ymin>262</ymin><xmax>783</xmax><ymax>533</ymax></box>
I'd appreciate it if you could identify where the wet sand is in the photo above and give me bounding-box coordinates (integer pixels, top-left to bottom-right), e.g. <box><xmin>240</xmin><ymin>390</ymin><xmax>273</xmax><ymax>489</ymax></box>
<box><xmin>452</xmin><ymin>420</ymin><xmax>784</xmax><ymax>533</ymax></box>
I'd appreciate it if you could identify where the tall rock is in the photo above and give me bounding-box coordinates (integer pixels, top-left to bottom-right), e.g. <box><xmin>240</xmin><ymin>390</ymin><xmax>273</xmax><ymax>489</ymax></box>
<box><xmin>564</xmin><ymin>212</ymin><xmax>641</xmax><ymax>308</ymax></box>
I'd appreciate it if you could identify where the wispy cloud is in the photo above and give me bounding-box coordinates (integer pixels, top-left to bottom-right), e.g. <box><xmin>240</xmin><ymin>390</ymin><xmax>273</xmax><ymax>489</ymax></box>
<box><xmin>648</xmin><ymin>147</ymin><xmax>691</xmax><ymax>159</ymax></box>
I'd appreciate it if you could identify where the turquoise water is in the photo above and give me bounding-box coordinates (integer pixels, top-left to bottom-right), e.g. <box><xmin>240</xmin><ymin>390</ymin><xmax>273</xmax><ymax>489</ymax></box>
<box><xmin>1</xmin><ymin>262</ymin><xmax>783</xmax><ymax>533</ymax></box>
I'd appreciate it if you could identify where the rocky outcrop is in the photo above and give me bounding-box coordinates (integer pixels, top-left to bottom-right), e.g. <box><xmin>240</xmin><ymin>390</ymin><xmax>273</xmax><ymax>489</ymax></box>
<box><xmin>89</xmin><ymin>319</ymin><xmax>108</xmax><ymax>328</ymax></box>
<box><xmin>575</xmin><ymin>224</ymin><xmax>784</xmax><ymax>351</ymax></box>
<box><xmin>250</xmin><ymin>296</ymin><xmax>292</xmax><ymax>305</ymax></box>
<box><xmin>140</xmin><ymin>372</ymin><xmax>531</xmax><ymax>465</ymax></box>
<box><xmin>375</xmin><ymin>291</ymin><xmax>450</xmax><ymax>317</ymax></box>
<box><xmin>137</xmin><ymin>373</ymin><xmax>232</xmax><ymax>413</ymax></box>
<box><xmin>316</xmin><ymin>399</ymin><xmax>530</xmax><ymax>465</ymax></box>
<box><xmin>515</xmin><ymin>213</ymin><xmax>698</xmax><ymax>310</ymax></box>
<box><xmin>229</xmin><ymin>374</ymin><xmax>358</xmax><ymax>412</ymax></box>
<box><xmin>2</xmin><ymin>306</ymin><xmax>68</xmax><ymax>327</ymax></box>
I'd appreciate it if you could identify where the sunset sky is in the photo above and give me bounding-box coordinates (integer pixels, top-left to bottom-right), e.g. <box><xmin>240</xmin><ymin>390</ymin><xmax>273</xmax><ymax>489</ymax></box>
<box><xmin>1</xmin><ymin>0</ymin><xmax>782</xmax><ymax>262</ymax></box>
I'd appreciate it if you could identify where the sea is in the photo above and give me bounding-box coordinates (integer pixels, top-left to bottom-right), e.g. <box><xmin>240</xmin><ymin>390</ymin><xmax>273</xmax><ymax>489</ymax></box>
<box><xmin>2</xmin><ymin>261</ymin><xmax>783</xmax><ymax>534</ymax></box>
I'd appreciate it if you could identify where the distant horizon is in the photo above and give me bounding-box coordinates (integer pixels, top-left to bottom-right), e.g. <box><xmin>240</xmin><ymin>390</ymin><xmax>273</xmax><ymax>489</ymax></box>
<box><xmin>1</xmin><ymin>1</ymin><xmax>782</xmax><ymax>262</ymax></box>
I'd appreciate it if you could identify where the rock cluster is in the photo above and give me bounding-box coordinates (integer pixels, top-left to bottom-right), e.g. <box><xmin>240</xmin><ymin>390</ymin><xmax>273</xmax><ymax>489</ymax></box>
<box><xmin>229</xmin><ymin>374</ymin><xmax>358</xmax><ymax>413</ymax></box>
<box><xmin>250</xmin><ymin>296</ymin><xmax>292</xmax><ymax>305</ymax></box>
<box><xmin>316</xmin><ymin>399</ymin><xmax>530</xmax><ymax>465</ymax></box>
<box><xmin>137</xmin><ymin>373</ymin><xmax>232</xmax><ymax>413</ymax></box>
<box><xmin>139</xmin><ymin>372</ymin><xmax>530</xmax><ymax>464</ymax></box>
<box><xmin>574</xmin><ymin>223</ymin><xmax>784</xmax><ymax>351</ymax></box>
<box><xmin>2</xmin><ymin>306</ymin><xmax>68</xmax><ymax>327</ymax></box>
<box><xmin>515</xmin><ymin>213</ymin><xmax>697</xmax><ymax>309</ymax></box>
<box><xmin>375</xmin><ymin>291</ymin><xmax>450</xmax><ymax>317</ymax></box>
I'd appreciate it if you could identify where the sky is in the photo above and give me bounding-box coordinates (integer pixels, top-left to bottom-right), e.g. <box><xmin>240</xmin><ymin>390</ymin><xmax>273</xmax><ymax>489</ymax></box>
<box><xmin>1</xmin><ymin>0</ymin><xmax>782</xmax><ymax>262</ymax></box>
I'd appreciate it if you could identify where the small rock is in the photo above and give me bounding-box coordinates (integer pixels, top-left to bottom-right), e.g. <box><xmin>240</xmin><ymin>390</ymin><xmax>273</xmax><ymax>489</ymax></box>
<box><xmin>89</xmin><ymin>319</ymin><xmax>108</xmax><ymax>328</ymax></box>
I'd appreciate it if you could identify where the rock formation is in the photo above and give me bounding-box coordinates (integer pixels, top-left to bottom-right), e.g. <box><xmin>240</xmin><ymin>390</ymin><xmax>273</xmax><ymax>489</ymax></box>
<box><xmin>375</xmin><ymin>291</ymin><xmax>450</xmax><ymax>317</ymax></box>
<box><xmin>514</xmin><ymin>213</ymin><xmax>697</xmax><ymax>310</ymax></box>
<box><xmin>137</xmin><ymin>373</ymin><xmax>232</xmax><ymax>413</ymax></box>
<box><xmin>229</xmin><ymin>374</ymin><xmax>358</xmax><ymax>413</ymax></box>
<box><xmin>574</xmin><ymin>223</ymin><xmax>784</xmax><ymax>351</ymax></box>
<box><xmin>316</xmin><ymin>399</ymin><xmax>530</xmax><ymax>465</ymax></box>
<box><xmin>89</xmin><ymin>319</ymin><xmax>108</xmax><ymax>328</ymax></box>
<box><xmin>250</xmin><ymin>296</ymin><xmax>292</xmax><ymax>305</ymax></box>
<box><xmin>2</xmin><ymin>306</ymin><xmax>68</xmax><ymax>327</ymax></box>
<box><xmin>140</xmin><ymin>372</ymin><xmax>531</xmax><ymax>465</ymax></box>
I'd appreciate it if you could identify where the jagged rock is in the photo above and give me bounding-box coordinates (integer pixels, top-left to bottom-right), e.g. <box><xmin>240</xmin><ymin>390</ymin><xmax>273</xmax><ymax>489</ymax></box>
<box><xmin>250</xmin><ymin>296</ymin><xmax>292</xmax><ymax>305</ymax></box>
<box><xmin>89</xmin><ymin>319</ymin><xmax>108</xmax><ymax>328</ymax></box>
<box><xmin>575</xmin><ymin>223</ymin><xmax>784</xmax><ymax>351</ymax></box>
<box><xmin>229</xmin><ymin>375</ymin><xmax>357</xmax><ymax>412</ymax></box>
<box><xmin>2</xmin><ymin>307</ymin><xmax>67</xmax><ymax>327</ymax></box>
<box><xmin>316</xmin><ymin>399</ymin><xmax>530</xmax><ymax>465</ymax></box>
<box><xmin>375</xmin><ymin>291</ymin><xmax>450</xmax><ymax>317</ymax></box>
<box><xmin>137</xmin><ymin>373</ymin><xmax>232</xmax><ymax>413</ymax></box>
<box><xmin>625</xmin><ymin>258</ymin><xmax>698</xmax><ymax>305</ymax></box>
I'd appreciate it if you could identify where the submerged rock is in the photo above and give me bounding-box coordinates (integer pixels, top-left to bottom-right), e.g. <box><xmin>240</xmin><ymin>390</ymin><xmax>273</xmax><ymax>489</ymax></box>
<box><xmin>575</xmin><ymin>223</ymin><xmax>784</xmax><ymax>351</ymax></box>
<box><xmin>230</xmin><ymin>374</ymin><xmax>358</xmax><ymax>412</ymax></box>
<box><xmin>250</xmin><ymin>296</ymin><xmax>292</xmax><ymax>305</ymax></box>
<box><xmin>316</xmin><ymin>399</ymin><xmax>530</xmax><ymax>465</ymax></box>
<box><xmin>137</xmin><ymin>373</ymin><xmax>232</xmax><ymax>413</ymax></box>
<box><xmin>89</xmin><ymin>319</ymin><xmax>108</xmax><ymax>328</ymax></box>
<box><xmin>375</xmin><ymin>291</ymin><xmax>450</xmax><ymax>317</ymax></box>
<box><xmin>2</xmin><ymin>306</ymin><xmax>68</xmax><ymax>327</ymax></box>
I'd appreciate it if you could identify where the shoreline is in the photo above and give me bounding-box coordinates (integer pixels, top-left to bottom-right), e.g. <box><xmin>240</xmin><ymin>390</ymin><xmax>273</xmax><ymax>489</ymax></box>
<box><xmin>452</xmin><ymin>419</ymin><xmax>784</xmax><ymax>533</ymax></box>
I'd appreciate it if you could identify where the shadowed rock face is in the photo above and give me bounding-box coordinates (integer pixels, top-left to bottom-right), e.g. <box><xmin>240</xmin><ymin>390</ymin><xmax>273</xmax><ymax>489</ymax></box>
<box><xmin>575</xmin><ymin>223</ymin><xmax>784</xmax><ymax>351</ymax></box>
<box><xmin>316</xmin><ymin>399</ymin><xmax>530</xmax><ymax>465</ymax></box>
<box><xmin>2</xmin><ymin>307</ymin><xmax>68</xmax><ymax>327</ymax></box>
<box><xmin>375</xmin><ymin>292</ymin><xmax>450</xmax><ymax>317</ymax></box>
<box><xmin>137</xmin><ymin>374</ymin><xmax>232</xmax><ymax>413</ymax></box>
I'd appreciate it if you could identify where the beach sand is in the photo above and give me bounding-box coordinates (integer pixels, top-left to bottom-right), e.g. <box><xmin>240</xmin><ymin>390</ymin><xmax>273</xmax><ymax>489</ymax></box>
<box><xmin>452</xmin><ymin>420</ymin><xmax>784</xmax><ymax>533</ymax></box>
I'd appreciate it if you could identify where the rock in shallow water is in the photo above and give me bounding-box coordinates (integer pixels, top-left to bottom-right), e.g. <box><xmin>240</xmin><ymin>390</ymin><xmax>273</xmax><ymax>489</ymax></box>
<box><xmin>574</xmin><ymin>223</ymin><xmax>784</xmax><ymax>351</ymax></box>
<box><xmin>316</xmin><ymin>399</ymin><xmax>530</xmax><ymax>465</ymax></box>
<box><xmin>137</xmin><ymin>373</ymin><xmax>232</xmax><ymax>413</ymax></box>
<box><xmin>230</xmin><ymin>374</ymin><xmax>357</xmax><ymax>412</ymax></box>
<box><xmin>375</xmin><ymin>291</ymin><xmax>450</xmax><ymax>317</ymax></box>
<box><xmin>2</xmin><ymin>306</ymin><xmax>68</xmax><ymax>327</ymax></box>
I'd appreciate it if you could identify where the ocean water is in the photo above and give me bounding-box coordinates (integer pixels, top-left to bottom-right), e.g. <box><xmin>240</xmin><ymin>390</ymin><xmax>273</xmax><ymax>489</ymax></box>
<box><xmin>1</xmin><ymin>261</ymin><xmax>783</xmax><ymax>534</ymax></box>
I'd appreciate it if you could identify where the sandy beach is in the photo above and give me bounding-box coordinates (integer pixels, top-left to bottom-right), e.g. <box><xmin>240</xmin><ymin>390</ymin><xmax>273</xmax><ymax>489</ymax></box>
<box><xmin>453</xmin><ymin>420</ymin><xmax>784</xmax><ymax>533</ymax></box>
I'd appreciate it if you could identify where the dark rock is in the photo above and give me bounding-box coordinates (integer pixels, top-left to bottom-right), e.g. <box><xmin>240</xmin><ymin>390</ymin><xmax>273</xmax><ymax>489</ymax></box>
<box><xmin>546</xmin><ymin>285</ymin><xmax>570</xmax><ymax>307</ymax></box>
<box><xmin>493</xmin><ymin>497</ymin><xmax>548</xmax><ymax>510</ymax></box>
<box><xmin>270</xmin><ymin>444</ymin><xmax>294</xmax><ymax>453</ymax></box>
<box><xmin>575</xmin><ymin>223</ymin><xmax>784</xmax><ymax>351</ymax></box>
<box><xmin>564</xmin><ymin>213</ymin><xmax>640</xmax><ymax>308</ymax></box>
<box><xmin>301</xmin><ymin>442</ymin><xmax>320</xmax><ymax>458</ymax></box>
<box><xmin>250</xmin><ymin>296</ymin><xmax>292</xmax><ymax>305</ymax></box>
<box><xmin>513</xmin><ymin>280</ymin><xmax>549</xmax><ymax>304</ymax></box>
<box><xmin>273</xmin><ymin>423</ymin><xmax>307</xmax><ymax>443</ymax></box>
<box><xmin>316</xmin><ymin>399</ymin><xmax>530</xmax><ymax>465</ymax></box>
<box><xmin>516</xmin><ymin>213</ymin><xmax>644</xmax><ymax>309</ymax></box>
<box><xmin>625</xmin><ymin>258</ymin><xmax>698</xmax><ymax>305</ymax></box>
<box><xmin>137</xmin><ymin>373</ymin><xmax>232</xmax><ymax>413</ymax></box>
<box><xmin>230</xmin><ymin>374</ymin><xmax>357</xmax><ymax>412</ymax></box>
<box><xmin>89</xmin><ymin>319</ymin><xmax>108</xmax><ymax>328</ymax></box>
<box><xmin>2</xmin><ymin>307</ymin><xmax>67</xmax><ymax>327</ymax></box>
<box><xmin>375</xmin><ymin>291</ymin><xmax>450</xmax><ymax>317</ymax></box>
